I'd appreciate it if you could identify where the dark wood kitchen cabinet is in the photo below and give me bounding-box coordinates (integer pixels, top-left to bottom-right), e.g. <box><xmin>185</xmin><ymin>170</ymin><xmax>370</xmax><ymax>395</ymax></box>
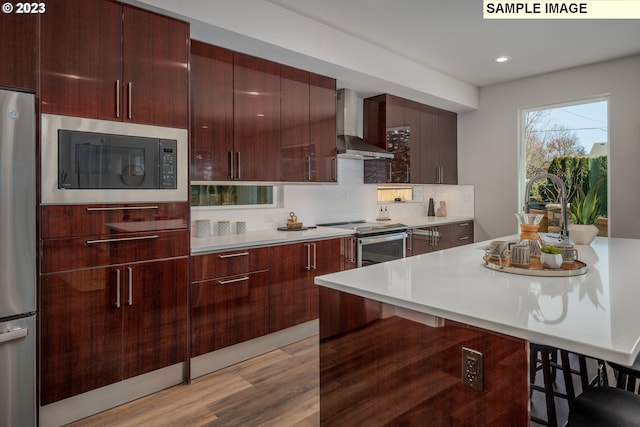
<box><xmin>420</xmin><ymin>108</ymin><xmax>458</xmax><ymax>184</ymax></box>
<box><xmin>190</xmin><ymin>42</ymin><xmax>234</xmax><ymax>181</ymax></box>
<box><xmin>281</xmin><ymin>66</ymin><xmax>337</xmax><ymax>182</ymax></box>
<box><xmin>39</xmin><ymin>202</ymin><xmax>189</xmax><ymax>404</ymax></box>
<box><xmin>410</xmin><ymin>221</ymin><xmax>474</xmax><ymax>256</ymax></box>
<box><xmin>190</xmin><ymin>248</ymin><xmax>270</xmax><ymax>356</ymax></box>
<box><xmin>269</xmin><ymin>238</ymin><xmax>343</xmax><ymax>332</ymax></box>
<box><xmin>0</xmin><ymin>11</ymin><xmax>37</xmax><ymax>90</ymax></box>
<box><xmin>40</xmin><ymin>0</ymin><xmax>188</xmax><ymax>128</ymax></box>
<box><xmin>232</xmin><ymin>52</ymin><xmax>281</xmax><ymax>181</ymax></box>
<box><xmin>364</xmin><ymin>94</ymin><xmax>457</xmax><ymax>184</ymax></box>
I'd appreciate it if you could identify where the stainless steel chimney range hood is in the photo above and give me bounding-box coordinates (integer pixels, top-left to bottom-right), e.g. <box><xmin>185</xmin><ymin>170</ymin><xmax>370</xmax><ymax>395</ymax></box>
<box><xmin>336</xmin><ymin>89</ymin><xmax>393</xmax><ymax>160</ymax></box>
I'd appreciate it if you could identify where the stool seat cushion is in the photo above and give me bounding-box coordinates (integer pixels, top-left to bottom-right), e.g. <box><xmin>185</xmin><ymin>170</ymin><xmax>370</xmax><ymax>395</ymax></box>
<box><xmin>568</xmin><ymin>386</ymin><xmax>640</xmax><ymax>427</ymax></box>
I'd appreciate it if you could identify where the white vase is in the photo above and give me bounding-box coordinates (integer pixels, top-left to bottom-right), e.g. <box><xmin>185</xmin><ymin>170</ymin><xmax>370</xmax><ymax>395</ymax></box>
<box><xmin>568</xmin><ymin>223</ymin><xmax>599</xmax><ymax>245</ymax></box>
<box><xmin>541</xmin><ymin>252</ymin><xmax>563</xmax><ymax>269</ymax></box>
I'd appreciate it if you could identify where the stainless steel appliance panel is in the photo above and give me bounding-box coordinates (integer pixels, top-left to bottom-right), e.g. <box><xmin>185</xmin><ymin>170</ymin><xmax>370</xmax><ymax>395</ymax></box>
<box><xmin>0</xmin><ymin>88</ymin><xmax>36</xmax><ymax>318</ymax></box>
<box><xmin>358</xmin><ymin>231</ymin><xmax>407</xmax><ymax>267</ymax></box>
<box><xmin>0</xmin><ymin>87</ymin><xmax>36</xmax><ymax>427</ymax></box>
<box><xmin>0</xmin><ymin>316</ymin><xmax>36</xmax><ymax>427</ymax></box>
<box><xmin>41</xmin><ymin>113</ymin><xmax>188</xmax><ymax>204</ymax></box>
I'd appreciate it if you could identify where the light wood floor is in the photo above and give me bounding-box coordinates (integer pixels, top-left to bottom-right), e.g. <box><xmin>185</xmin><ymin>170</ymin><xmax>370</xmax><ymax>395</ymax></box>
<box><xmin>66</xmin><ymin>336</ymin><xmax>320</xmax><ymax>427</ymax></box>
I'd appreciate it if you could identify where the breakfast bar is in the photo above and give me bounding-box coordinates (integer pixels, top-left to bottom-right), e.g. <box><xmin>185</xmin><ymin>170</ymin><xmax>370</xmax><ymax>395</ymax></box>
<box><xmin>315</xmin><ymin>236</ymin><xmax>640</xmax><ymax>425</ymax></box>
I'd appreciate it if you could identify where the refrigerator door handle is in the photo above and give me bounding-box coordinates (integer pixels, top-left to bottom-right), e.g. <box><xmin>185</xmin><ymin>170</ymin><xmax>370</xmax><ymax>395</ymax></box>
<box><xmin>0</xmin><ymin>327</ymin><xmax>28</xmax><ymax>344</ymax></box>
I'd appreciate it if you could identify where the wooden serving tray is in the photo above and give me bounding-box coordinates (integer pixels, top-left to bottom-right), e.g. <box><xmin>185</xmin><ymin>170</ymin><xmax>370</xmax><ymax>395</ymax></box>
<box><xmin>482</xmin><ymin>254</ymin><xmax>587</xmax><ymax>277</ymax></box>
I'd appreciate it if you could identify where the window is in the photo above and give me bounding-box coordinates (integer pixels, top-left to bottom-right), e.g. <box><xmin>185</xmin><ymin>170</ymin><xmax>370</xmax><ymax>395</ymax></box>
<box><xmin>377</xmin><ymin>185</ymin><xmax>423</xmax><ymax>203</ymax></box>
<box><xmin>519</xmin><ymin>98</ymin><xmax>608</xmax><ymax>234</ymax></box>
<box><xmin>191</xmin><ymin>184</ymin><xmax>278</xmax><ymax>208</ymax></box>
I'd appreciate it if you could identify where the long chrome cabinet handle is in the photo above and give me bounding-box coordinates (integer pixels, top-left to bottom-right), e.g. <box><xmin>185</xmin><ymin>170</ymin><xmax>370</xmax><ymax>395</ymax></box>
<box><xmin>312</xmin><ymin>243</ymin><xmax>317</xmax><ymax>270</ymax></box>
<box><xmin>306</xmin><ymin>156</ymin><xmax>311</xmax><ymax>181</ymax></box>
<box><xmin>127</xmin><ymin>82</ymin><xmax>132</xmax><ymax>119</ymax></box>
<box><xmin>0</xmin><ymin>327</ymin><xmax>28</xmax><ymax>344</ymax></box>
<box><xmin>86</xmin><ymin>235</ymin><xmax>159</xmax><ymax>244</ymax></box>
<box><xmin>218</xmin><ymin>252</ymin><xmax>249</xmax><ymax>259</ymax></box>
<box><xmin>332</xmin><ymin>158</ymin><xmax>337</xmax><ymax>182</ymax></box>
<box><xmin>115</xmin><ymin>80</ymin><xmax>120</xmax><ymax>118</ymax></box>
<box><xmin>127</xmin><ymin>267</ymin><xmax>133</xmax><ymax>305</ymax></box>
<box><xmin>86</xmin><ymin>206</ymin><xmax>159</xmax><ymax>212</ymax></box>
<box><xmin>236</xmin><ymin>152</ymin><xmax>241</xmax><ymax>180</ymax></box>
<box><xmin>218</xmin><ymin>276</ymin><xmax>249</xmax><ymax>285</ymax></box>
<box><xmin>228</xmin><ymin>151</ymin><xmax>234</xmax><ymax>179</ymax></box>
<box><xmin>115</xmin><ymin>269</ymin><xmax>121</xmax><ymax>308</ymax></box>
<box><xmin>305</xmin><ymin>243</ymin><xmax>311</xmax><ymax>270</ymax></box>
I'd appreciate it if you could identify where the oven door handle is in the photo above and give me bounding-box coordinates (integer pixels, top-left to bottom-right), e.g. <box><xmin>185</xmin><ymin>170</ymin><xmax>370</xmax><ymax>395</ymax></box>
<box><xmin>358</xmin><ymin>232</ymin><xmax>407</xmax><ymax>246</ymax></box>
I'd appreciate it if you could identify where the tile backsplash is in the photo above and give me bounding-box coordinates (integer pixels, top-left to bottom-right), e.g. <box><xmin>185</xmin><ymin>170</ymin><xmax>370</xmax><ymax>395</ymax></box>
<box><xmin>191</xmin><ymin>158</ymin><xmax>474</xmax><ymax>235</ymax></box>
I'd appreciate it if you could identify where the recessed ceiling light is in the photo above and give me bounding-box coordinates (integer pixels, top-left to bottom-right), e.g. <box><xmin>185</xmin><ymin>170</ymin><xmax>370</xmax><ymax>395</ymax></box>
<box><xmin>495</xmin><ymin>56</ymin><xmax>511</xmax><ymax>63</ymax></box>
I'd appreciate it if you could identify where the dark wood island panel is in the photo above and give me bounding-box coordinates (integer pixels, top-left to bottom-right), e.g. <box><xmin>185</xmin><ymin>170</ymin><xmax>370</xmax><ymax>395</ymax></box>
<box><xmin>319</xmin><ymin>288</ymin><xmax>528</xmax><ymax>426</ymax></box>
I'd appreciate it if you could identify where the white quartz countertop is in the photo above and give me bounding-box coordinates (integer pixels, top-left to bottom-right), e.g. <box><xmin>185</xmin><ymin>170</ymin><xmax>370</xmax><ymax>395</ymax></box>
<box><xmin>397</xmin><ymin>215</ymin><xmax>474</xmax><ymax>228</ymax></box>
<box><xmin>191</xmin><ymin>226</ymin><xmax>355</xmax><ymax>254</ymax></box>
<box><xmin>315</xmin><ymin>236</ymin><xmax>640</xmax><ymax>367</ymax></box>
<box><xmin>191</xmin><ymin>215</ymin><xmax>474</xmax><ymax>254</ymax></box>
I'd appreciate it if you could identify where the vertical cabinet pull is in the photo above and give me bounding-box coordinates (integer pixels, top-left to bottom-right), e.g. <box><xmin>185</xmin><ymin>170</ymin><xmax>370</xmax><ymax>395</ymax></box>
<box><xmin>306</xmin><ymin>156</ymin><xmax>311</xmax><ymax>181</ymax></box>
<box><xmin>127</xmin><ymin>82</ymin><xmax>133</xmax><ymax>119</ymax></box>
<box><xmin>115</xmin><ymin>80</ymin><xmax>120</xmax><ymax>118</ymax></box>
<box><xmin>114</xmin><ymin>269</ymin><xmax>121</xmax><ymax>308</ymax></box>
<box><xmin>304</xmin><ymin>243</ymin><xmax>317</xmax><ymax>270</ymax></box>
<box><xmin>331</xmin><ymin>158</ymin><xmax>337</xmax><ymax>182</ymax></box>
<box><xmin>312</xmin><ymin>243</ymin><xmax>317</xmax><ymax>270</ymax></box>
<box><xmin>127</xmin><ymin>267</ymin><xmax>133</xmax><ymax>306</ymax></box>
<box><xmin>406</xmin><ymin>164</ymin><xmax>410</xmax><ymax>183</ymax></box>
<box><xmin>228</xmin><ymin>151</ymin><xmax>234</xmax><ymax>180</ymax></box>
<box><xmin>236</xmin><ymin>151</ymin><xmax>241</xmax><ymax>180</ymax></box>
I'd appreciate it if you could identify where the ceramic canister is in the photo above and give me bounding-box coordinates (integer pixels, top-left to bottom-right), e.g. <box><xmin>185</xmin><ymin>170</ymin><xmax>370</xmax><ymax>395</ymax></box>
<box><xmin>236</xmin><ymin>221</ymin><xmax>246</xmax><ymax>235</ymax></box>
<box><xmin>195</xmin><ymin>219</ymin><xmax>210</xmax><ymax>238</ymax></box>
<box><xmin>218</xmin><ymin>221</ymin><xmax>231</xmax><ymax>236</ymax></box>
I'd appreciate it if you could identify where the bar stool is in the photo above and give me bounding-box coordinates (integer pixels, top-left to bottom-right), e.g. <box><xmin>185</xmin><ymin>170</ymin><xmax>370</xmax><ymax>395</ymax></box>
<box><xmin>530</xmin><ymin>343</ymin><xmax>576</xmax><ymax>427</ymax></box>
<box><xmin>567</xmin><ymin>362</ymin><xmax>640</xmax><ymax>426</ymax></box>
<box><xmin>567</xmin><ymin>386</ymin><xmax>640</xmax><ymax>426</ymax></box>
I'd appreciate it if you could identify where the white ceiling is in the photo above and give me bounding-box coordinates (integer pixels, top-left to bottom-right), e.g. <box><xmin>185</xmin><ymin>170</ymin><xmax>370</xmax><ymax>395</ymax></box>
<box><xmin>266</xmin><ymin>0</ymin><xmax>640</xmax><ymax>87</ymax></box>
<box><xmin>135</xmin><ymin>0</ymin><xmax>640</xmax><ymax>111</ymax></box>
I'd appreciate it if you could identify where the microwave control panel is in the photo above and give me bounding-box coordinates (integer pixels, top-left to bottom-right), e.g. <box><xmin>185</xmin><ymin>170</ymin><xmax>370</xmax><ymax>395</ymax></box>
<box><xmin>159</xmin><ymin>140</ymin><xmax>177</xmax><ymax>189</ymax></box>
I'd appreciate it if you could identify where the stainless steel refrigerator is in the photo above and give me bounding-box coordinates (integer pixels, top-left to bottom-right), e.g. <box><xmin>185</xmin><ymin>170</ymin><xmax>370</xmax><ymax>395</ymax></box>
<box><xmin>0</xmin><ymin>87</ymin><xmax>36</xmax><ymax>427</ymax></box>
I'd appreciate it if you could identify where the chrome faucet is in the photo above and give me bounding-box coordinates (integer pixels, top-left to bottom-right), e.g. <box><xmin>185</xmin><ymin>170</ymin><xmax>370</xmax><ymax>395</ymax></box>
<box><xmin>523</xmin><ymin>172</ymin><xmax>569</xmax><ymax>242</ymax></box>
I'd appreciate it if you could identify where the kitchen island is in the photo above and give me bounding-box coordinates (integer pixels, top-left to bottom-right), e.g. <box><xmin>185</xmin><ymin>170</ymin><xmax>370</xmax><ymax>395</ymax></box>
<box><xmin>315</xmin><ymin>236</ymin><xmax>640</xmax><ymax>425</ymax></box>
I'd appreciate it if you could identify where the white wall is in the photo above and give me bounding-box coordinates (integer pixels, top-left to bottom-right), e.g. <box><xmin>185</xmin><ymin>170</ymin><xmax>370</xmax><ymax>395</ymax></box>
<box><xmin>458</xmin><ymin>55</ymin><xmax>640</xmax><ymax>241</ymax></box>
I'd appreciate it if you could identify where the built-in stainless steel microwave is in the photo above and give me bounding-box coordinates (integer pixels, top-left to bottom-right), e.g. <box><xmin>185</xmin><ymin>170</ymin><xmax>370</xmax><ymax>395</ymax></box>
<box><xmin>57</xmin><ymin>130</ymin><xmax>177</xmax><ymax>190</ymax></box>
<box><xmin>41</xmin><ymin>114</ymin><xmax>188</xmax><ymax>204</ymax></box>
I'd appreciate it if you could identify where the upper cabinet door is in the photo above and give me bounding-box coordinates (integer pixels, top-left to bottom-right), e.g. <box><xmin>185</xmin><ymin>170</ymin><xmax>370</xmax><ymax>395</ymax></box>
<box><xmin>122</xmin><ymin>5</ymin><xmax>188</xmax><ymax>128</ymax></box>
<box><xmin>40</xmin><ymin>0</ymin><xmax>122</xmax><ymax>119</ymax></box>
<box><xmin>280</xmin><ymin>65</ymin><xmax>310</xmax><ymax>182</ymax></box>
<box><xmin>310</xmin><ymin>73</ymin><xmax>337</xmax><ymax>183</ymax></box>
<box><xmin>190</xmin><ymin>42</ymin><xmax>234</xmax><ymax>181</ymax></box>
<box><xmin>0</xmin><ymin>11</ymin><xmax>37</xmax><ymax>90</ymax></box>
<box><xmin>233</xmin><ymin>52</ymin><xmax>281</xmax><ymax>181</ymax></box>
<box><xmin>438</xmin><ymin>110</ymin><xmax>458</xmax><ymax>184</ymax></box>
<box><xmin>40</xmin><ymin>1</ymin><xmax>188</xmax><ymax>128</ymax></box>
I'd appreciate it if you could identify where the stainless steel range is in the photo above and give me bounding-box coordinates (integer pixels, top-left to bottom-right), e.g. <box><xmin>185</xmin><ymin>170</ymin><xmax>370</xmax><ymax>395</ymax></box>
<box><xmin>318</xmin><ymin>221</ymin><xmax>408</xmax><ymax>267</ymax></box>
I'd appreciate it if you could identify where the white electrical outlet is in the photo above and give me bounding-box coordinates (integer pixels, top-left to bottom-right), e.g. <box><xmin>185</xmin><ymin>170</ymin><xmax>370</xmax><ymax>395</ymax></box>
<box><xmin>462</xmin><ymin>347</ymin><xmax>484</xmax><ymax>392</ymax></box>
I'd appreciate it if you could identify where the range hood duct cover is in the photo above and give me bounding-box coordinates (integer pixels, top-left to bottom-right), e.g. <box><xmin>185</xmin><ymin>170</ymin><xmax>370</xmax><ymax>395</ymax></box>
<box><xmin>336</xmin><ymin>89</ymin><xmax>393</xmax><ymax>160</ymax></box>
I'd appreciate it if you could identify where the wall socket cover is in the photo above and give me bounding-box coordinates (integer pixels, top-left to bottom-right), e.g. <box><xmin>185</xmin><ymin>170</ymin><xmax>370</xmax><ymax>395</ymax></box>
<box><xmin>462</xmin><ymin>347</ymin><xmax>484</xmax><ymax>392</ymax></box>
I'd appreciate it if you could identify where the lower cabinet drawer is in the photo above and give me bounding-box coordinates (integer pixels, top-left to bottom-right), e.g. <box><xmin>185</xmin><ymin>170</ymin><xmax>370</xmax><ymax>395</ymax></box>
<box><xmin>448</xmin><ymin>221</ymin><xmax>474</xmax><ymax>247</ymax></box>
<box><xmin>191</xmin><ymin>247</ymin><xmax>270</xmax><ymax>282</ymax></box>
<box><xmin>41</xmin><ymin>230</ymin><xmax>189</xmax><ymax>273</ymax></box>
<box><xmin>191</xmin><ymin>270</ymin><xmax>269</xmax><ymax>356</ymax></box>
